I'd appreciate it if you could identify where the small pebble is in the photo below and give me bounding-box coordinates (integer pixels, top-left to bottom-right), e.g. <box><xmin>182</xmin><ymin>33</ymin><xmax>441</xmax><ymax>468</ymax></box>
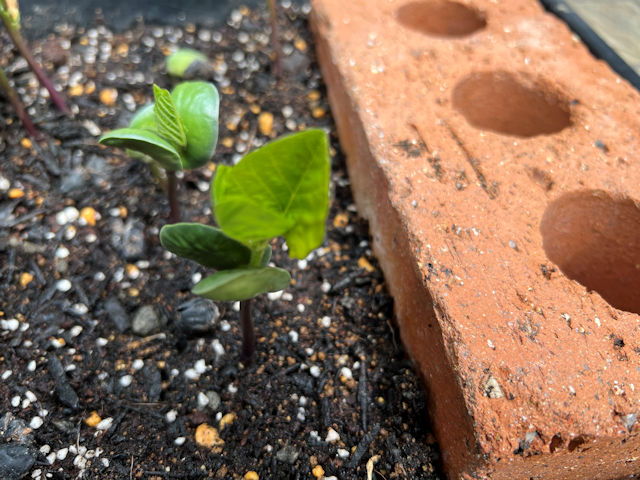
<box><xmin>85</xmin><ymin>411</ymin><xmax>101</xmax><ymax>427</ymax></box>
<box><xmin>56</xmin><ymin>279</ymin><xmax>72</xmax><ymax>292</ymax></box>
<box><xmin>337</xmin><ymin>448</ymin><xmax>349</xmax><ymax>459</ymax></box>
<box><xmin>325</xmin><ymin>427</ymin><xmax>340</xmax><ymax>443</ymax></box>
<box><xmin>119</xmin><ymin>375</ymin><xmax>133</xmax><ymax>387</ymax></box>
<box><xmin>174</xmin><ymin>436</ymin><xmax>186</xmax><ymax>446</ymax></box>
<box><xmin>197</xmin><ymin>392</ymin><xmax>210</xmax><ymax>409</ymax></box>
<box><xmin>258</xmin><ymin>111</ymin><xmax>273</xmax><ymax>136</ymax></box>
<box><xmin>288</xmin><ymin>330</ymin><xmax>299</xmax><ymax>343</ymax></box>
<box><xmin>166</xmin><ymin>410</ymin><xmax>178</xmax><ymax>423</ymax></box>
<box><xmin>312</xmin><ymin>465</ymin><xmax>325</xmax><ymax>478</ymax></box>
<box><xmin>132</xmin><ymin>359</ymin><xmax>144</xmax><ymax>370</ymax></box>
<box><xmin>96</xmin><ymin>417</ymin><xmax>113</xmax><ymax>431</ymax></box>
<box><xmin>267</xmin><ymin>290</ymin><xmax>283</xmax><ymax>301</ymax></box>
<box><xmin>56</xmin><ymin>448</ymin><xmax>68</xmax><ymax>461</ymax></box>
<box><xmin>29</xmin><ymin>417</ymin><xmax>43</xmax><ymax>429</ymax></box>
<box><xmin>211</xmin><ymin>339</ymin><xmax>225</xmax><ymax>357</ymax></box>
<box><xmin>1</xmin><ymin>319</ymin><xmax>19</xmax><ymax>331</ymax></box>
<box><xmin>244</xmin><ymin>471</ymin><xmax>259</xmax><ymax>480</ymax></box>
<box><xmin>194</xmin><ymin>424</ymin><xmax>224</xmax><ymax>450</ymax></box>
<box><xmin>309</xmin><ymin>365</ymin><xmax>321</xmax><ymax>378</ymax></box>
<box><xmin>55</xmin><ymin>206</ymin><xmax>79</xmax><ymax>225</ymax></box>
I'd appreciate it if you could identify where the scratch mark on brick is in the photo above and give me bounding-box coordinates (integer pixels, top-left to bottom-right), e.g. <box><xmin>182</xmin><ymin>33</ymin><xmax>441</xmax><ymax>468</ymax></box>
<box><xmin>443</xmin><ymin>122</ymin><xmax>498</xmax><ymax>199</ymax></box>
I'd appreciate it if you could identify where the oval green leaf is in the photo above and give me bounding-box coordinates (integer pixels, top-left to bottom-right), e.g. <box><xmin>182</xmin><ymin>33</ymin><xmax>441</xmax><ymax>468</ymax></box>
<box><xmin>167</xmin><ymin>48</ymin><xmax>208</xmax><ymax>78</ymax></box>
<box><xmin>129</xmin><ymin>103</ymin><xmax>156</xmax><ymax>131</ymax></box>
<box><xmin>160</xmin><ymin>223</ymin><xmax>252</xmax><ymax>269</ymax></box>
<box><xmin>192</xmin><ymin>267</ymin><xmax>291</xmax><ymax>301</ymax></box>
<box><xmin>171</xmin><ymin>81</ymin><xmax>220</xmax><ymax>169</ymax></box>
<box><xmin>99</xmin><ymin>127</ymin><xmax>183</xmax><ymax>171</ymax></box>
<box><xmin>212</xmin><ymin>129</ymin><xmax>330</xmax><ymax>258</ymax></box>
<box><xmin>160</xmin><ymin>223</ymin><xmax>251</xmax><ymax>270</ymax></box>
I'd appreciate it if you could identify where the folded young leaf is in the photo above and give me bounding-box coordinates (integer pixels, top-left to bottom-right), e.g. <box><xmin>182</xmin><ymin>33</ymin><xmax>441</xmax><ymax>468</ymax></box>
<box><xmin>172</xmin><ymin>81</ymin><xmax>220</xmax><ymax>169</ymax></box>
<box><xmin>153</xmin><ymin>84</ymin><xmax>187</xmax><ymax>148</ymax></box>
<box><xmin>212</xmin><ymin>129</ymin><xmax>330</xmax><ymax>258</ymax></box>
<box><xmin>192</xmin><ymin>266</ymin><xmax>290</xmax><ymax>301</ymax></box>
<box><xmin>160</xmin><ymin>223</ymin><xmax>252</xmax><ymax>270</ymax></box>
<box><xmin>99</xmin><ymin>127</ymin><xmax>183</xmax><ymax>171</ymax></box>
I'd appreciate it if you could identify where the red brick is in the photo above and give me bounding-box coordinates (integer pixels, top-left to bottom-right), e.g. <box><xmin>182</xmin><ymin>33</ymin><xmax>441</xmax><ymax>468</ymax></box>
<box><xmin>310</xmin><ymin>0</ymin><xmax>640</xmax><ymax>478</ymax></box>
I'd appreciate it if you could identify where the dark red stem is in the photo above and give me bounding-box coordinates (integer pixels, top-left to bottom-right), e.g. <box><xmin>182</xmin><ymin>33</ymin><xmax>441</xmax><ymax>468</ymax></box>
<box><xmin>166</xmin><ymin>170</ymin><xmax>180</xmax><ymax>224</ymax></box>
<box><xmin>240</xmin><ymin>299</ymin><xmax>256</xmax><ymax>363</ymax></box>
<box><xmin>2</xmin><ymin>16</ymin><xmax>70</xmax><ymax>114</ymax></box>
<box><xmin>267</xmin><ymin>0</ymin><xmax>283</xmax><ymax>81</ymax></box>
<box><xmin>0</xmin><ymin>67</ymin><xmax>40</xmax><ymax>138</ymax></box>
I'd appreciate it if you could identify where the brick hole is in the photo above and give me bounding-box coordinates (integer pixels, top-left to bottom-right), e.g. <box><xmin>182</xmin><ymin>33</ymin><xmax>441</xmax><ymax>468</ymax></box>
<box><xmin>395</xmin><ymin>0</ymin><xmax>486</xmax><ymax>37</ymax></box>
<box><xmin>452</xmin><ymin>71</ymin><xmax>572</xmax><ymax>137</ymax></box>
<box><xmin>540</xmin><ymin>190</ymin><xmax>640</xmax><ymax>314</ymax></box>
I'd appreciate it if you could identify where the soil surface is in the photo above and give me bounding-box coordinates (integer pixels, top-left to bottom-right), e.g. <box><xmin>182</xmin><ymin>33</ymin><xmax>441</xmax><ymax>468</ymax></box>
<box><xmin>0</xmin><ymin>4</ymin><xmax>442</xmax><ymax>479</ymax></box>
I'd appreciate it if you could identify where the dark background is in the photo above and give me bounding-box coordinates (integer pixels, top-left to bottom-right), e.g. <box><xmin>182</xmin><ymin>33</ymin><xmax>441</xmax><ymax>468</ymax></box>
<box><xmin>18</xmin><ymin>0</ymin><xmax>306</xmax><ymax>38</ymax></box>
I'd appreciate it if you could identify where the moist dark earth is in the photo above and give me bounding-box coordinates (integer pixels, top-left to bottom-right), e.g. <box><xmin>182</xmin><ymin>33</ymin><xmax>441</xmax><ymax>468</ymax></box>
<box><xmin>0</xmin><ymin>3</ymin><xmax>443</xmax><ymax>479</ymax></box>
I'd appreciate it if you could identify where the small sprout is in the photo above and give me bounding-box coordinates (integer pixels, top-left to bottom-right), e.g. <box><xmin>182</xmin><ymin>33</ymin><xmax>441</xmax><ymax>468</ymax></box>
<box><xmin>0</xmin><ymin>0</ymin><xmax>70</xmax><ymax>137</ymax></box>
<box><xmin>160</xmin><ymin>129</ymin><xmax>330</xmax><ymax>361</ymax></box>
<box><xmin>166</xmin><ymin>48</ymin><xmax>210</xmax><ymax>79</ymax></box>
<box><xmin>99</xmin><ymin>81</ymin><xmax>220</xmax><ymax>222</ymax></box>
<box><xmin>0</xmin><ymin>0</ymin><xmax>69</xmax><ymax>113</ymax></box>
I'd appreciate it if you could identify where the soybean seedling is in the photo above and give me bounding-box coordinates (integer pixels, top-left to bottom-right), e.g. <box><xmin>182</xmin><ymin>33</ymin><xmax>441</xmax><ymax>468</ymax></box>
<box><xmin>160</xmin><ymin>129</ymin><xmax>330</xmax><ymax>362</ymax></box>
<box><xmin>0</xmin><ymin>0</ymin><xmax>69</xmax><ymax>115</ymax></box>
<box><xmin>99</xmin><ymin>81</ymin><xmax>220</xmax><ymax>223</ymax></box>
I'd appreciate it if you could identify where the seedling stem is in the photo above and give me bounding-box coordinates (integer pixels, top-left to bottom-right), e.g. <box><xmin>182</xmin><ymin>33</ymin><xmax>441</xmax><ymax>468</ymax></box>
<box><xmin>0</xmin><ymin>0</ymin><xmax>70</xmax><ymax>114</ymax></box>
<box><xmin>0</xmin><ymin>66</ymin><xmax>39</xmax><ymax>138</ymax></box>
<box><xmin>267</xmin><ymin>0</ymin><xmax>283</xmax><ymax>80</ymax></box>
<box><xmin>166</xmin><ymin>170</ymin><xmax>180</xmax><ymax>223</ymax></box>
<box><xmin>239</xmin><ymin>299</ymin><xmax>256</xmax><ymax>363</ymax></box>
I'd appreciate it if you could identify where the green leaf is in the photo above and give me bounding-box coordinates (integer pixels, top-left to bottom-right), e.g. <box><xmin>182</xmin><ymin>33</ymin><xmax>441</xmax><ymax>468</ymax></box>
<box><xmin>153</xmin><ymin>84</ymin><xmax>187</xmax><ymax>148</ymax></box>
<box><xmin>160</xmin><ymin>223</ymin><xmax>251</xmax><ymax>270</ymax></box>
<box><xmin>126</xmin><ymin>104</ymin><xmax>157</xmax><ymax>161</ymax></box>
<box><xmin>167</xmin><ymin>48</ymin><xmax>208</xmax><ymax>78</ymax></box>
<box><xmin>99</xmin><ymin>127</ymin><xmax>183</xmax><ymax>171</ymax></box>
<box><xmin>171</xmin><ymin>81</ymin><xmax>219</xmax><ymax>169</ymax></box>
<box><xmin>129</xmin><ymin>103</ymin><xmax>156</xmax><ymax>131</ymax></box>
<box><xmin>212</xmin><ymin>129</ymin><xmax>330</xmax><ymax>258</ymax></box>
<box><xmin>259</xmin><ymin>244</ymin><xmax>272</xmax><ymax>267</ymax></box>
<box><xmin>192</xmin><ymin>267</ymin><xmax>291</xmax><ymax>301</ymax></box>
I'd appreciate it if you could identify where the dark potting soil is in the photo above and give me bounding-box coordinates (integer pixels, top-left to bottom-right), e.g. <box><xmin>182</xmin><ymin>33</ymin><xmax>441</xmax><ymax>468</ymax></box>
<box><xmin>0</xmin><ymin>3</ymin><xmax>443</xmax><ymax>479</ymax></box>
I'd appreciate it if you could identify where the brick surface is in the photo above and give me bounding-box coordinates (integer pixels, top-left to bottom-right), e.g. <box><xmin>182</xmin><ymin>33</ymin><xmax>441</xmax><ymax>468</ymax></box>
<box><xmin>310</xmin><ymin>0</ymin><xmax>640</xmax><ymax>478</ymax></box>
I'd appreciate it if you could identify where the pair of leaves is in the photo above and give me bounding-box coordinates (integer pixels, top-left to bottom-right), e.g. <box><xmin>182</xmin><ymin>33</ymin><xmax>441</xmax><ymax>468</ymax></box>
<box><xmin>99</xmin><ymin>81</ymin><xmax>219</xmax><ymax>171</ymax></box>
<box><xmin>160</xmin><ymin>129</ymin><xmax>331</xmax><ymax>302</ymax></box>
<box><xmin>160</xmin><ymin>223</ymin><xmax>288</xmax><ymax>301</ymax></box>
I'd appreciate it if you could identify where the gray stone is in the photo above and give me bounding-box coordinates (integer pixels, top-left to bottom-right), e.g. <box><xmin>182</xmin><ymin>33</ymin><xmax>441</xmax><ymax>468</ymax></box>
<box><xmin>132</xmin><ymin>305</ymin><xmax>165</xmax><ymax>336</ymax></box>
<box><xmin>204</xmin><ymin>391</ymin><xmax>221</xmax><ymax>412</ymax></box>
<box><xmin>104</xmin><ymin>297</ymin><xmax>130</xmax><ymax>332</ymax></box>
<box><xmin>0</xmin><ymin>444</ymin><xmax>35</xmax><ymax>480</ymax></box>
<box><xmin>47</xmin><ymin>354</ymin><xmax>79</xmax><ymax>409</ymax></box>
<box><xmin>0</xmin><ymin>414</ymin><xmax>33</xmax><ymax>445</ymax></box>
<box><xmin>110</xmin><ymin>218</ymin><xmax>146</xmax><ymax>260</ymax></box>
<box><xmin>276</xmin><ymin>445</ymin><xmax>300</xmax><ymax>464</ymax></box>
